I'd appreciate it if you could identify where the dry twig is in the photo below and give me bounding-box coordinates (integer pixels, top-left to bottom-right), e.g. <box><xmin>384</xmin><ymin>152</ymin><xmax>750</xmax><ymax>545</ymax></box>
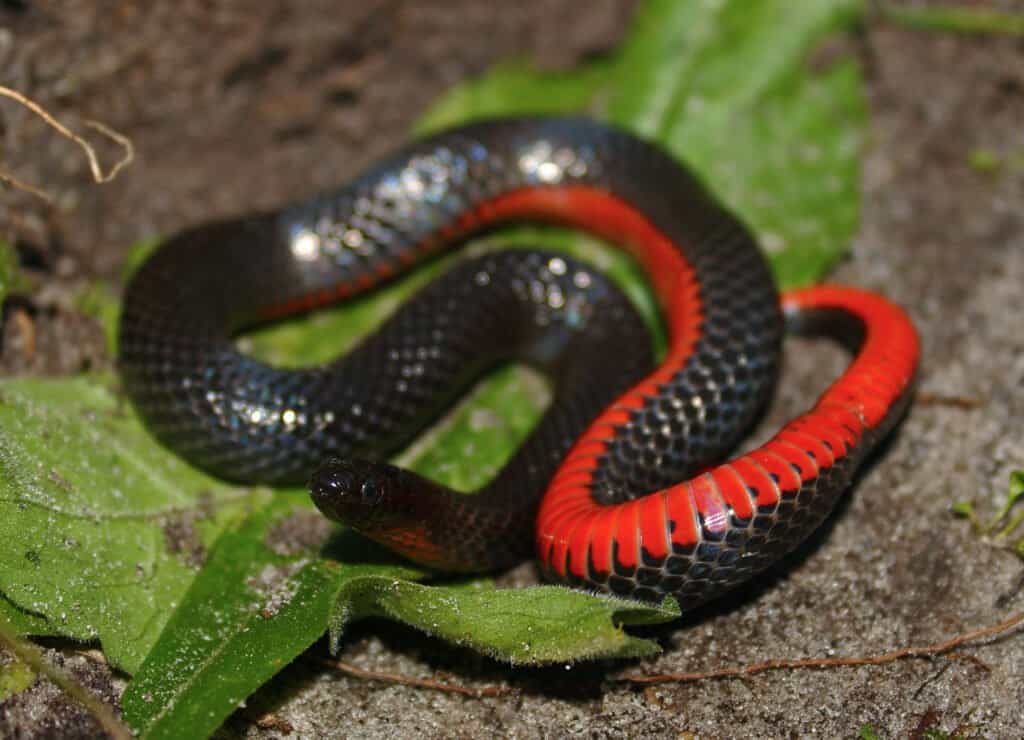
<box><xmin>915</xmin><ymin>391</ymin><xmax>984</xmax><ymax>410</ymax></box>
<box><xmin>616</xmin><ymin>610</ymin><xmax>1024</xmax><ymax>685</ymax></box>
<box><xmin>317</xmin><ymin>656</ymin><xmax>515</xmax><ymax>698</ymax></box>
<box><xmin>0</xmin><ymin>85</ymin><xmax>134</xmax><ymax>203</ymax></box>
<box><xmin>0</xmin><ymin>170</ymin><xmax>54</xmax><ymax>204</ymax></box>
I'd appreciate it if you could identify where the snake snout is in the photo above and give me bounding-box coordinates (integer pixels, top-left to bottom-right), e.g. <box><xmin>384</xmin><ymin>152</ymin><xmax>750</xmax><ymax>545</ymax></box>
<box><xmin>310</xmin><ymin>458</ymin><xmax>371</xmax><ymax>521</ymax></box>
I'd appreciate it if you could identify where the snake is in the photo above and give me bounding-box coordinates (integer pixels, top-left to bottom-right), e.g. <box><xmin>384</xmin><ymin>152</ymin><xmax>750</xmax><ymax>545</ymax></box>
<box><xmin>118</xmin><ymin>116</ymin><xmax>919</xmax><ymax>608</ymax></box>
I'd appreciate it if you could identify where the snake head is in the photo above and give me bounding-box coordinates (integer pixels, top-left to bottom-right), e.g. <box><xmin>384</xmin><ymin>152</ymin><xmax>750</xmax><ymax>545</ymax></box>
<box><xmin>310</xmin><ymin>457</ymin><xmax>466</xmax><ymax>570</ymax></box>
<box><xmin>309</xmin><ymin>457</ymin><xmax>396</xmax><ymax>526</ymax></box>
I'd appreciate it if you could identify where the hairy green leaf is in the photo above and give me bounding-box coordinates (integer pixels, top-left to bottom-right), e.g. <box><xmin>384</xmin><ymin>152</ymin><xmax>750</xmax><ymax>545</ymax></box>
<box><xmin>120</xmin><ymin>503</ymin><xmax>399</xmax><ymax>739</ymax></box>
<box><xmin>123</xmin><ymin>516</ymin><xmax>676</xmax><ymax>738</ymax></box>
<box><xmin>329</xmin><ymin>579</ymin><xmax>678</xmax><ymax>665</ymax></box>
<box><xmin>0</xmin><ymin>377</ymin><xmax>265</xmax><ymax>673</ymax></box>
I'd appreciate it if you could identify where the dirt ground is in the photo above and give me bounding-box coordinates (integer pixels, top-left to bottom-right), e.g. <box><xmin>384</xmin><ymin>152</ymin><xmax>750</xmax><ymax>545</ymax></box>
<box><xmin>1</xmin><ymin>1</ymin><xmax>1023</xmax><ymax>738</ymax></box>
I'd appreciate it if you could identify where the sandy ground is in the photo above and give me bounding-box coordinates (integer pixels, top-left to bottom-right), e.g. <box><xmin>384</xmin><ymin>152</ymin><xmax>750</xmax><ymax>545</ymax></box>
<box><xmin>1</xmin><ymin>1</ymin><xmax>1022</xmax><ymax>738</ymax></box>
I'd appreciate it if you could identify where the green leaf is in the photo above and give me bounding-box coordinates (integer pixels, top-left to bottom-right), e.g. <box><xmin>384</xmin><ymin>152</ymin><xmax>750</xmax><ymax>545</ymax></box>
<box><xmin>959</xmin><ymin>471</ymin><xmax>1024</xmax><ymax>559</ymax></box>
<box><xmin>0</xmin><ymin>594</ymin><xmax>52</xmax><ymax>637</ymax></box>
<box><xmin>967</xmin><ymin>148</ymin><xmax>1001</xmax><ymax>174</ymax></box>
<box><xmin>880</xmin><ymin>4</ymin><xmax>1024</xmax><ymax>37</ymax></box>
<box><xmin>329</xmin><ymin>579</ymin><xmax>678</xmax><ymax>665</ymax></box>
<box><xmin>994</xmin><ymin>471</ymin><xmax>1024</xmax><ymax>543</ymax></box>
<box><xmin>122</xmin><ymin>512</ymin><xmax>675</xmax><ymax>738</ymax></box>
<box><xmin>415</xmin><ymin>58</ymin><xmax>617</xmax><ymax>135</ymax></box>
<box><xmin>73</xmin><ymin>238</ymin><xmax>162</xmax><ymax>356</ymax></box>
<box><xmin>0</xmin><ymin>376</ymin><xmax>265</xmax><ymax>673</ymax></box>
<box><xmin>1007</xmin><ymin>471</ymin><xmax>1024</xmax><ymax>503</ymax></box>
<box><xmin>120</xmin><ymin>501</ymin><xmax>400</xmax><ymax>739</ymax></box>
<box><xmin>949</xmin><ymin>500</ymin><xmax>981</xmax><ymax>533</ymax></box>
<box><xmin>73</xmin><ymin>282</ymin><xmax>122</xmax><ymax>356</ymax></box>
<box><xmin>121</xmin><ymin>237</ymin><xmax>161</xmax><ymax>282</ymax></box>
<box><xmin>0</xmin><ymin>653</ymin><xmax>36</xmax><ymax>703</ymax></box>
<box><xmin>0</xmin><ymin>239</ymin><xmax>28</xmax><ymax>305</ymax></box>
<box><xmin>950</xmin><ymin>501</ymin><xmax>975</xmax><ymax>518</ymax></box>
<box><xmin>417</xmin><ymin>0</ymin><xmax>865</xmax><ymax>289</ymax></box>
<box><xmin>616</xmin><ymin>0</ymin><xmax>863</xmax><ymax>287</ymax></box>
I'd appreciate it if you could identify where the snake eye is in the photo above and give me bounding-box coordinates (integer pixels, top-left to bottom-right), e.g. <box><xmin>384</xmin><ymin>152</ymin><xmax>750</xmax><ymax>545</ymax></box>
<box><xmin>360</xmin><ymin>479</ymin><xmax>382</xmax><ymax>505</ymax></box>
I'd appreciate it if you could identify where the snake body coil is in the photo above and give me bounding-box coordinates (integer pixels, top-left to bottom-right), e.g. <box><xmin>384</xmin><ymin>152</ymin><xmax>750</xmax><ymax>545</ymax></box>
<box><xmin>119</xmin><ymin>117</ymin><xmax>918</xmax><ymax>607</ymax></box>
